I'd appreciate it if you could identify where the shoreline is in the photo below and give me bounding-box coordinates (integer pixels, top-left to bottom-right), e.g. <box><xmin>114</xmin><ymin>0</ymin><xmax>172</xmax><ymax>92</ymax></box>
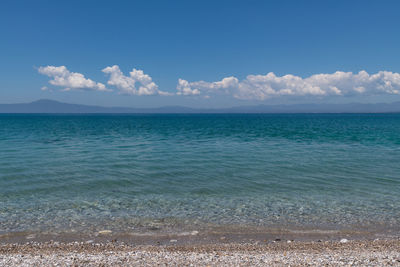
<box><xmin>1</xmin><ymin>224</ymin><xmax>399</xmax><ymax>245</ymax></box>
<box><xmin>1</xmin><ymin>225</ymin><xmax>399</xmax><ymax>266</ymax></box>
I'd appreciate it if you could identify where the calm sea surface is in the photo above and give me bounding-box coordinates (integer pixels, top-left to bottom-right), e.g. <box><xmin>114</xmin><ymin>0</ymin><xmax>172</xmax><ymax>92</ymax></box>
<box><xmin>0</xmin><ymin>114</ymin><xmax>400</xmax><ymax>234</ymax></box>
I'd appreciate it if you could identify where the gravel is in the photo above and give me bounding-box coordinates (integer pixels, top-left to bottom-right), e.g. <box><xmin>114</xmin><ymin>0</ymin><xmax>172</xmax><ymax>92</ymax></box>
<box><xmin>0</xmin><ymin>240</ymin><xmax>399</xmax><ymax>266</ymax></box>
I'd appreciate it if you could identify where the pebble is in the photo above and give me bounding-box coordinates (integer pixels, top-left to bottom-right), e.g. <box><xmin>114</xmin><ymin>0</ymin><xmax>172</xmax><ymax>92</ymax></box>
<box><xmin>98</xmin><ymin>230</ymin><xmax>112</xmax><ymax>235</ymax></box>
<box><xmin>26</xmin><ymin>234</ymin><xmax>36</xmax><ymax>240</ymax></box>
<box><xmin>0</xmin><ymin>240</ymin><xmax>399</xmax><ymax>266</ymax></box>
<box><xmin>191</xmin><ymin>231</ymin><xmax>199</xmax><ymax>236</ymax></box>
<box><xmin>340</xmin><ymin>238</ymin><xmax>349</xmax><ymax>243</ymax></box>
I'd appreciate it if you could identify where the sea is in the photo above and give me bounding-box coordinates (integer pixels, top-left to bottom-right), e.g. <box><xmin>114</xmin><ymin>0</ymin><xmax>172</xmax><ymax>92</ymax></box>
<box><xmin>0</xmin><ymin>114</ymin><xmax>399</xmax><ymax>235</ymax></box>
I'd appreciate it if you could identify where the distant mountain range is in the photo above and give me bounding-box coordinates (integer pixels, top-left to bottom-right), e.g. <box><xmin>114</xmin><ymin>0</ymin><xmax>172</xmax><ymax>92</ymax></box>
<box><xmin>1</xmin><ymin>99</ymin><xmax>400</xmax><ymax>113</ymax></box>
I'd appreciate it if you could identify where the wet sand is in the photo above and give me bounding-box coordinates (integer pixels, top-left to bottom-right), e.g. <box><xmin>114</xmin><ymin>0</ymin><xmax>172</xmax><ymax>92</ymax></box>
<box><xmin>1</xmin><ymin>223</ymin><xmax>399</xmax><ymax>245</ymax></box>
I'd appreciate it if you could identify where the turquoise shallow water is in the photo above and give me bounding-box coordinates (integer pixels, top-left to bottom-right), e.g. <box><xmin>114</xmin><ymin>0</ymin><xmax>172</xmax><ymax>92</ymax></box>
<box><xmin>0</xmin><ymin>114</ymin><xmax>400</xmax><ymax>234</ymax></box>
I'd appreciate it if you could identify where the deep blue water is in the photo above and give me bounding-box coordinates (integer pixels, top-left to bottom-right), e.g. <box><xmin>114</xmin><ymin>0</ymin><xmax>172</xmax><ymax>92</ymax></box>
<box><xmin>0</xmin><ymin>114</ymin><xmax>400</xmax><ymax>233</ymax></box>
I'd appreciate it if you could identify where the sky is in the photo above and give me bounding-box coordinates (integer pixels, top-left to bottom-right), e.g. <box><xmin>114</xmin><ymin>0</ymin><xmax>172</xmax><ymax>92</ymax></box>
<box><xmin>1</xmin><ymin>0</ymin><xmax>400</xmax><ymax>108</ymax></box>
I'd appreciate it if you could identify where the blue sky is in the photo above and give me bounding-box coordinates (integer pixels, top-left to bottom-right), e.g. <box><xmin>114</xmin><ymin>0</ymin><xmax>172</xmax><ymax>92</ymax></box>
<box><xmin>1</xmin><ymin>0</ymin><xmax>400</xmax><ymax>108</ymax></box>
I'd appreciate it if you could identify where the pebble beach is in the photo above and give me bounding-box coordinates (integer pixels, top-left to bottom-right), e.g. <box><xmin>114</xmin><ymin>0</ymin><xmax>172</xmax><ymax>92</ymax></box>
<box><xmin>1</xmin><ymin>239</ymin><xmax>399</xmax><ymax>266</ymax></box>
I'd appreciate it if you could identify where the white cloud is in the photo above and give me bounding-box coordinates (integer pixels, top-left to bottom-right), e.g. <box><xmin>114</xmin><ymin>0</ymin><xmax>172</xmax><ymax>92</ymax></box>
<box><xmin>38</xmin><ymin>66</ymin><xmax>108</xmax><ymax>91</ymax></box>
<box><xmin>176</xmin><ymin>79</ymin><xmax>200</xmax><ymax>95</ymax></box>
<box><xmin>177</xmin><ymin>77</ymin><xmax>239</xmax><ymax>96</ymax></box>
<box><xmin>177</xmin><ymin>71</ymin><xmax>400</xmax><ymax>100</ymax></box>
<box><xmin>38</xmin><ymin>66</ymin><xmax>400</xmax><ymax>100</ymax></box>
<box><xmin>102</xmin><ymin>65</ymin><xmax>170</xmax><ymax>96</ymax></box>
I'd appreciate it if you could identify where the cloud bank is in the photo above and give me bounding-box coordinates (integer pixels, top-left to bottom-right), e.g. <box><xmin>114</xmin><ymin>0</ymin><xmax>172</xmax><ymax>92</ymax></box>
<box><xmin>38</xmin><ymin>66</ymin><xmax>107</xmax><ymax>91</ymax></box>
<box><xmin>38</xmin><ymin>66</ymin><xmax>400</xmax><ymax>101</ymax></box>
<box><xmin>102</xmin><ymin>65</ymin><xmax>170</xmax><ymax>96</ymax></box>
<box><xmin>177</xmin><ymin>71</ymin><xmax>400</xmax><ymax>100</ymax></box>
